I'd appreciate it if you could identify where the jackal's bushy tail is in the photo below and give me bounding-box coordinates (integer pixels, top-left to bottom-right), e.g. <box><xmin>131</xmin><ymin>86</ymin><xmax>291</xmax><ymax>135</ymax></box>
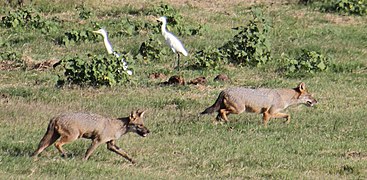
<box><xmin>31</xmin><ymin>118</ymin><xmax>60</xmax><ymax>156</ymax></box>
<box><xmin>201</xmin><ymin>91</ymin><xmax>224</xmax><ymax>114</ymax></box>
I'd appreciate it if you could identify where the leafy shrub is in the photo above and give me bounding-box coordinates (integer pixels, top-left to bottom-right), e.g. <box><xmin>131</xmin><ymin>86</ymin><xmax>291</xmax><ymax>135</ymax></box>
<box><xmin>189</xmin><ymin>8</ymin><xmax>271</xmax><ymax>70</ymax></box>
<box><xmin>309</xmin><ymin>0</ymin><xmax>367</xmax><ymax>15</ymax></box>
<box><xmin>1</xmin><ymin>8</ymin><xmax>33</xmax><ymax>28</ymax></box>
<box><xmin>0</xmin><ymin>51</ymin><xmax>21</xmax><ymax>62</ymax></box>
<box><xmin>0</xmin><ymin>51</ymin><xmax>25</xmax><ymax>70</ymax></box>
<box><xmin>192</xmin><ymin>47</ymin><xmax>224</xmax><ymax>70</ymax></box>
<box><xmin>175</xmin><ymin>24</ymin><xmax>203</xmax><ymax>36</ymax></box>
<box><xmin>109</xmin><ymin>18</ymin><xmax>155</xmax><ymax>37</ymax></box>
<box><xmin>1</xmin><ymin>8</ymin><xmax>59</xmax><ymax>32</ymax></box>
<box><xmin>57</xmin><ymin>54</ymin><xmax>133</xmax><ymax>87</ymax></box>
<box><xmin>219</xmin><ymin>8</ymin><xmax>272</xmax><ymax>67</ymax></box>
<box><xmin>137</xmin><ymin>35</ymin><xmax>167</xmax><ymax>62</ymax></box>
<box><xmin>146</xmin><ymin>3</ymin><xmax>182</xmax><ymax>27</ymax></box>
<box><xmin>59</xmin><ymin>29</ymin><xmax>97</xmax><ymax>46</ymax></box>
<box><xmin>282</xmin><ymin>49</ymin><xmax>330</xmax><ymax>76</ymax></box>
<box><xmin>145</xmin><ymin>3</ymin><xmax>203</xmax><ymax>36</ymax></box>
<box><xmin>76</xmin><ymin>4</ymin><xmax>93</xmax><ymax>20</ymax></box>
<box><xmin>114</xmin><ymin>19</ymin><xmax>141</xmax><ymax>36</ymax></box>
<box><xmin>334</xmin><ymin>0</ymin><xmax>367</xmax><ymax>15</ymax></box>
<box><xmin>0</xmin><ymin>36</ymin><xmax>8</xmax><ymax>48</ymax></box>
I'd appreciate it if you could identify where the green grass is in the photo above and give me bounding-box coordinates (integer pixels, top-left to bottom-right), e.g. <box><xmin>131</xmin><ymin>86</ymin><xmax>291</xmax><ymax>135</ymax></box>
<box><xmin>1</xmin><ymin>0</ymin><xmax>367</xmax><ymax>179</ymax></box>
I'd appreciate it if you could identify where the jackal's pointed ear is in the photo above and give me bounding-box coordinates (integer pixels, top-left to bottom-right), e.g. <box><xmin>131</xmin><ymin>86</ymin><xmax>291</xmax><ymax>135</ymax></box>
<box><xmin>297</xmin><ymin>82</ymin><xmax>306</xmax><ymax>93</ymax></box>
<box><xmin>138</xmin><ymin>110</ymin><xmax>145</xmax><ymax>118</ymax></box>
<box><xmin>130</xmin><ymin>110</ymin><xmax>137</xmax><ymax>120</ymax></box>
<box><xmin>129</xmin><ymin>110</ymin><xmax>144</xmax><ymax>121</ymax></box>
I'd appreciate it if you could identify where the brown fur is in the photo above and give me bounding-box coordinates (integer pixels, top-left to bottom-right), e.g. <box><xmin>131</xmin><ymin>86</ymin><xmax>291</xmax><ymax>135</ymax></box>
<box><xmin>31</xmin><ymin>110</ymin><xmax>149</xmax><ymax>164</ymax></box>
<box><xmin>201</xmin><ymin>82</ymin><xmax>317</xmax><ymax>127</ymax></box>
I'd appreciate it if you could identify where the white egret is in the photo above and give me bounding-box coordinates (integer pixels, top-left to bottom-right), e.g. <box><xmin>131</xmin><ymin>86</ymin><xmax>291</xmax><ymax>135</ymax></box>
<box><xmin>93</xmin><ymin>28</ymin><xmax>132</xmax><ymax>75</ymax></box>
<box><xmin>156</xmin><ymin>16</ymin><xmax>188</xmax><ymax>71</ymax></box>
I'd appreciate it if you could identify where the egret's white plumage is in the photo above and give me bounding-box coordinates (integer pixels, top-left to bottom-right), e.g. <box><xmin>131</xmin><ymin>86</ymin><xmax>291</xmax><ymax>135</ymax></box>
<box><xmin>93</xmin><ymin>28</ymin><xmax>132</xmax><ymax>75</ymax></box>
<box><xmin>157</xmin><ymin>16</ymin><xmax>188</xmax><ymax>70</ymax></box>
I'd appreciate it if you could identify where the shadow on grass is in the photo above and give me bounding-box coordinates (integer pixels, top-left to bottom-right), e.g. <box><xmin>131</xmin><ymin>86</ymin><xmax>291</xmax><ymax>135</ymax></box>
<box><xmin>0</xmin><ymin>143</ymin><xmax>34</xmax><ymax>157</ymax></box>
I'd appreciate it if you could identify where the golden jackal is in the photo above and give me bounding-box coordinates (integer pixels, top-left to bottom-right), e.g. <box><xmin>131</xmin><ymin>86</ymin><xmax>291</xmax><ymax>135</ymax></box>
<box><xmin>201</xmin><ymin>82</ymin><xmax>317</xmax><ymax>126</ymax></box>
<box><xmin>31</xmin><ymin>110</ymin><xmax>149</xmax><ymax>164</ymax></box>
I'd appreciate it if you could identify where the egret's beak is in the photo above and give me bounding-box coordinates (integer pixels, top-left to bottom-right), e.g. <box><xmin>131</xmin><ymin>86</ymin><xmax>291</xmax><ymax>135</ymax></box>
<box><xmin>156</xmin><ymin>18</ymin><xmax>161</xmax><ymax>22</ymax></box>
<box><xmin>92</xmin><ymin>30</ymin><xmax>99</xmax><ymax>34</ymax></box>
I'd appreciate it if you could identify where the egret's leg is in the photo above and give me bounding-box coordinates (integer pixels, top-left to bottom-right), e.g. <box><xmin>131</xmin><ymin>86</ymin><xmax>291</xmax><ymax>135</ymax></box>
<box><xmin>177</xmin><ymin>53</ymin><xmax>180</xmax><ymax>71</ymax></box>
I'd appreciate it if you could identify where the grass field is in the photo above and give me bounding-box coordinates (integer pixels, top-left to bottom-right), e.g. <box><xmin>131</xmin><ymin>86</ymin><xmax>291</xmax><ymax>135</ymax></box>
<box><xmin>1</xmin><ymin>0</ymin><xmax>367</xmax><ymax>179</ymax></box>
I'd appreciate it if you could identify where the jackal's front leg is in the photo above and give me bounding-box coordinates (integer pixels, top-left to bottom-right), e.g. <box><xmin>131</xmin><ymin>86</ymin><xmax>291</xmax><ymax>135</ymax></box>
<box><xmin>107</xmin><ymin>140</ymin><xmax>135</xmax><ymax>164</ymax></box>
<box><xmin>262</xmin><ymin>112</ymin><xmax>271</xmax><ymax>127</ymax></box>
<box><xmin>270</xmin><ymin>113</ymin><xmax>290</xmax><ymax>124</ymax></box>
<box><xmin>84</xmin><ymin>139</ymin><xmax>103</xmax><ymax>160</ymax></box>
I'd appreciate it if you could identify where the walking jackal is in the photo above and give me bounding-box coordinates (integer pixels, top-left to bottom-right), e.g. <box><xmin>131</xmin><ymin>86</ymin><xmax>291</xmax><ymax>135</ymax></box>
<box><xmin>201</xmin><ymin>82</ymin><xmax>317</xmax><ymax>126</ymax></box>
<box><xmin>31</xmin><ymin>110</ymin><xmax>149</xmax><ymax>164</ymax></box>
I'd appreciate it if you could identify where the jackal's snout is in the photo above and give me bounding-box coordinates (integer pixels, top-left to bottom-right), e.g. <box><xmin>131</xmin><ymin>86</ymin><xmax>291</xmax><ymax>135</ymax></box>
<box><xmin>136</xmin><ymin>125</ymin><xmax>150</xmax><ymax>137</ymax></box>
<box><xmin>307</xmin><ymin>99</ymin><xmax>317</xmax><ymax>107</ymax></box>
<box><xmin>305</xmin><ymin>95</ymin><xmax>318</xmax><ymax>107</ymax></box>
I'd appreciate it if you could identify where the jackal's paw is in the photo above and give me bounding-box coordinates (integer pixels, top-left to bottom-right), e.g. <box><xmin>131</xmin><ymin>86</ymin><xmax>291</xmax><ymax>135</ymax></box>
<box><xmin>62</xmin><ymin>153</ymin><xmax>75</xmax><ymax>159</ymax></box>
<box><xmin>212</xmin><ymin>120</ymin><xmax>220</xmax><ymax>125</ymax></box>
<box><xmin>130</xmin><ymin>159</ymin><xmax>137</xmax><ymax>164</ymax></box>
<box><xmin>32</xmin><ymin>156</ymin><xmax>39</xmax><ymax>161</ymax></box>
<box><xmin>212</xmin><ymin>120</ymin><xmax>225</xmax><ymax>125</ymax></box>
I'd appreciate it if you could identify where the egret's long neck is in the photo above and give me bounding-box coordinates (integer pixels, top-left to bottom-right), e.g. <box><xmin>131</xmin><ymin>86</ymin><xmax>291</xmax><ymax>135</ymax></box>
<box><xmin>161</xmin><ymin>21</ymin><xmax>167</xmax><ymax>36</ymax></box>
<box><xmin>102</xmin><ymin>35</ymin><xmax>114</xmax><ymax>55</ymax></box>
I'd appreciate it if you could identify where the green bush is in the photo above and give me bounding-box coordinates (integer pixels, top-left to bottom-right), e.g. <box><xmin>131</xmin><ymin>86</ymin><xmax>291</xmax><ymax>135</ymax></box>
<box><xmin>0</xmin><ymin>36</ymin><xmax>8</xmax><ymax>48</ymax></box>
<box><xmin>137</xmin><ymin>35</ymin><xmax>167</xmax><ymax>62</ymax></box>
<box><xmin>59</xmin><ymin>29</ymin><xmax>97</xmax><ymax>46</ymax></box>
<box><xmin>0</xmin><ymin>51</ymin><xmax>21</xmax><ymax>62</ymax></box>
<box><xmin>76</xmin><ymin>4</ymin><xmax>93</xmax><ymax>20</ymax></box>
<box><xmin>108</xmin><ymin>18</ymin><xmax>156</xmax><ymax>37</ymax></box>
<box><xmin>110</xmin><ymin>18</ymin><xmax>142</xmax><ymax>37</ymax></box>
<box><xmin>0</xmin><ymin>51</ymin><xmax>25</xmax><ymax>70</ymax></box>
<box><xmin>146</xmin><ymin>3</ymin><xmax>181</xmax><ymax>24</ymax></box>
<box><xmin>282</xmin><ymin>49</ymin><xmax>330</xmax><ymax>76</ymax></box>
<box><xmin>1</xmin><ymin>8</ymin><xmax>34</xmax><ymax>28</ymax></box>
<box><xmin>310</xmin><ymin>0</ymin><xmax>367</xmax><ymax>15</ymax></box>
<box><xmin>219</xmin><ymin>8</ymin><xmax>272</xmax><ymax>67</ymax></box>
<box><xmin>190</xmin><ymin>8</ymin><xmax>271</xmax><ymax>70</ymax></box>
<box><xmin>57</xmin><ymin>54</ymin><xmax>133</xmax><ymax>87</ymax></box>
<box><xmin>145</xmin><ymin>3</ymin><xmax>203</xmax><ymax>36</ymax></box>
<box><xmin>1</xmin><ymin>8</ymin><xmax>59</xmax><ymax>32</ymax></box>
<box><xmin>334</xmin><ymin>0</ymin><xmax>367</xmax><ymax>15</ymax></box>
<box><xmin>192</xmin><ymin>47</ymin><xmax>224</xmax><ymax>70</ymax></box>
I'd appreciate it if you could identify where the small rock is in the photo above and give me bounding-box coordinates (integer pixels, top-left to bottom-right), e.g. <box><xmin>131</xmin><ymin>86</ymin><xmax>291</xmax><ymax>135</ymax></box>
<box><xmin>189</xmin><ymin>76</ymin><xmax>207</xmax><ymax>85</ymax></box>
<box><xmin>214</xmin><ymin>74</ymin><xmax>230</xmax><ymax>82</ymax></box>
<box><xmin>162</xmin><ymin>75</ymin><xmax>185</xmax><ymax>85</ymax></box>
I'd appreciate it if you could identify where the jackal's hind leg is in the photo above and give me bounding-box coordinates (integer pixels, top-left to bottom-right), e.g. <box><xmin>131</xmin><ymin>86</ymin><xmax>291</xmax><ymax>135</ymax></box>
<box><xmin>32</xmin><ymin>132</ymin><xmax>60</xmax><ymax>157</ymax></box>
<box><xmin>215</xmin><ymin>113</ymin><xmax>223</xmax><ymax>122</ymax></box>
<box><xmin>55</xmin><ymin>134</ymin><xmax>78</xmax><ymax>158</ymax></box>
<box><xmin>219</xmin><ymin>109</ymin><xmax>230</xmax><ymax>122</ymax></box>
